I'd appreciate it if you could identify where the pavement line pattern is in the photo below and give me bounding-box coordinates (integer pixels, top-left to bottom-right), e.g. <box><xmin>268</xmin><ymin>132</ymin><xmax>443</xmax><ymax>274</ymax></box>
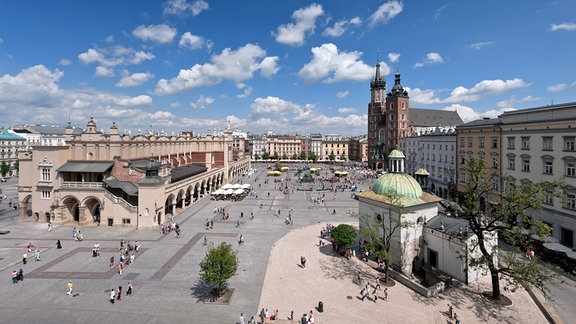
<box><xmin>150</xmin><ymin>232</ymin><xmax>237</xmax><ymax>281</ymax></box>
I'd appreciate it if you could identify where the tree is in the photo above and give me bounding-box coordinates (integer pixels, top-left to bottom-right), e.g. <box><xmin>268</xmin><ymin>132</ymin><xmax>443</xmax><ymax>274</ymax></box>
<box><xmin>328</xmin><ymin>152</ymin><xmax>335</xmax><ymax>161</ymax></box>
<box><xmin>330</xmin><ymin>224</ymin><xmax>358</xmax><ymax>250</ymax></box>
<box><xmin>0</xmin><ymin>162</ymin><xmax>9</xmax><ymax>177</ymax></box>
<box><xmin>13</xmin><ymin>160</ymin><xmax>19</xmax><ymax>173</ymax></box>
<box><xmin>291</xmin><ymin>153</ymin><xmax>299</xmax><ymax>160</ymax></box>
<box><xmin>299</xmin><ymin>151</ymin><xmax>307</xmax><ymax>160</ymax></box>
<box><xmin>272</xmin><ymin>152</ymin><xmax>279</xmax><ymax>161</ymax></box>
<box><xmin>359</xmin><ymin>193</ymin><xmax>411</xmax><ymax>282</ymax></box>
<box><xmin>458</xmin><ymin>157</ymin><xmax>565</xmax><ymax>300</ymax></box>
<box><xmin>308</xmin><ymin>151</ymin><xmax>317</xmax><ymax>161</ymax></box>
<box><xmin>340</xmin><ymin>154</ymin><xmax>347</xmax><ymax>161</ymax></box>
<box><xmin>254</xmin><ymin>154</ymin><xmax>260</xmax><ymax>161</ymax></box>
<box><xmin>281</xmin><ymin>153</ymin><xmax>288</xmax><ymax>160</ymax></box>
<box><xmin>199</xmin><ymin>242</ymin><xmax>238</xmax><ymax>296</ymax></box>
<box><xmin>262</xmin><ymin>151</ymin><xmax>270</xmax><ymax>160</ymax></box>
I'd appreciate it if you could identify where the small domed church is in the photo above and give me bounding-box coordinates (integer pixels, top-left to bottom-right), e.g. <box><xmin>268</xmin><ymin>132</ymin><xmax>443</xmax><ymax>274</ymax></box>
<box><xmin>356</xmin><ymin>149</ymin><xmax>496</xmax><ymax>286</ymax></box>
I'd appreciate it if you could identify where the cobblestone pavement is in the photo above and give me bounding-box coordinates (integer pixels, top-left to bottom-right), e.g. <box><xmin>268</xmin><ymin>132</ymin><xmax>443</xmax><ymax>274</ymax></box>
<box><xmin>0</xmin><ymin>166</ymin><xmax>563</xmax><ymax>323</ymax></box>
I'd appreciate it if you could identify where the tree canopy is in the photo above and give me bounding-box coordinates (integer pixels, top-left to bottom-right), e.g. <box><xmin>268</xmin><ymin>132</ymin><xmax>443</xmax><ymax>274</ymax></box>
<box><xmin>330</xmin><ymin>224</ymin><xmax>358</xmax><ymax>248</ymax></box>
<box><xmin>199</xmin><ymin>242</ymin><xmax>238</xmax><ymax>295</ymax></box>
<box><xmin>458</xmin><ymin>157</ymin><xmax>565</xmax><ymax>300</ymax></box>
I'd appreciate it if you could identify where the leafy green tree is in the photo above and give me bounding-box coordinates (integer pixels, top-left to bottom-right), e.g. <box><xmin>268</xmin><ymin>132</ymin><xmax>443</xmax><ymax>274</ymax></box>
<box><xmin>340</xmin><ymin>154</ymin><xmax>347</xmax><ymax>161</ymax></box>
<box><xmin>359</xmin><ymin>193</ymin><xmax>410</xmax><ymax>282</ymax></box>
<box><xmin>13</xmin><ymin>160</ymin><xmax>19</xmax><ymax>173</ymax></box>
<box><xmin>459</xmin><ymin>157</ymin><xmax>565</xmax><ymax>300</ymax></box>
<box><xmin>254</xmin><ymin>154</ymin><xmax>260</xmax><ymax>161</ymax></box>
<box><xmin>281</xmin><ymin>153</ymin><xmax>288</xmax><ymax>160</ymax></box>
<box><xmin>261</xmin><ymin>151</ymin><xmax>270</xmax><ymax>160</ymax></box>
<box><xmin>308</xmin><ymin>151</ymin><xmax>317</xmax><ymax>161</ymax></box>
<box><xmin>291</xmin><ymin>153</ymin><xmax>299</xmax><ymax>160</ymax></box>
<box><xmin>328</xmin><ymin>152</ymin><xmax>335</xmax><ymax>161</ymax></box>
<box><xmin>331</xmin><ymin>224</ymin><xmax>358</xmax><ymax>250</ymax></box>
<box><xmin>272</xmin><ymin>152</ymin><xmax>279</xmax><ymax>161</ymax></box>
<box><xmin>0</xmin><ymin>162</ymin><xmax>9</xmax><ymax>177</ymax></box>
<box><xmin>299</xmin><ymin>151</ymin><xmax>307</xmax><ymax>160</ymax></box>
<box><xmin>199</xmin><ymin>242</ymin><xmax>238</xmax><ymax>296</ymax></box>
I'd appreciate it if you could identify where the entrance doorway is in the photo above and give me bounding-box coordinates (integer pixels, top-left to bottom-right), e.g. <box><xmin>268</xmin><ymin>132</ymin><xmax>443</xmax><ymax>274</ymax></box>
<box><xmin>428</xmin><ymin>249</ymin><xmax>438</xmax><ymax>268</ymax></box>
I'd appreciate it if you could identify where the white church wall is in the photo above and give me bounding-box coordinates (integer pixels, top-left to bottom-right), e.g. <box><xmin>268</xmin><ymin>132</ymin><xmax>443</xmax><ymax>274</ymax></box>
<box><xmin>424</xmin><ymin>231</ymin><xmax>467</xmax><ymax>282</ymax></box>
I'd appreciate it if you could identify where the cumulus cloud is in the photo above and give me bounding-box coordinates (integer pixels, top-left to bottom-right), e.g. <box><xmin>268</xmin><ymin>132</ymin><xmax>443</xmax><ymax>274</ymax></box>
<box><xmin>322</xmin><ymin>17</ymin><xmax>361</xmax><ymax>37</ymax></box>
<box><xmin>59</xmin><ymin>59</ymin><xmax>72</xmax><ymax>66</ymax></box>
<box><xmin>469</xmin><ymin>41</ymin><xmax>494</xmax><ymax>50</ymax></box>
<box><xmin>190</xmin><ymin>95</ymin><xmax>215</xmax><ymax>109</ymax></box>
<box><xmin>338</xmin><ymin>107</ymin><xmax>356</xmax><ymax>114</ymax></box>
<box><xmin>368</xmin><ymin>0</ymin><xmax>403</xmax><ymax>27</ymax></box>
<box><xmin>78</xmin><ymin>46</ymin><xmax>155</xmax><ymax>77</ymax></box>
<box><xmin>550</xmin><ymin>23</ymin><xmax>576</xmax><ymax>31</ymax></box>
<box><xmin>248</xmin><ymin>96</ymin><xmax>366</xmax><ymax>135</ymax></box>
<box><xmin>298</xmin><ymin>43</ymin><xmax>376</xmax><ymax>83</ymax></box>
<box><xmin>116</xmin><ymin>71</ymin><xmax>154</xmax><ymax>87</ymax></box>
<box><xmin>236</xmin><ymin>83</ymin><xmax>253</xmax><ymax>99</ymax></box>
<box><xmin>443</xmin><ymin>78</ymin><xmax>528</xmax><ymax>103</ymax></box>
<box><xmin>547</xmin><ymin>83</ymin><xmax>567</xmax><ymax>92</ymax></box>
<box><xmin>414</xmin><ymin>52</ymin><xmax>443</xmax><ymax>68</ymax></box>
<box><xmin>497</xmin><ymin>95</ymin><xmax>540</xmax><ymax>108</ymax></box>
<box><xmin>116</xmin><ymin>95</ymin><xmax>153</xmax><ymax>106</ymax></box>
<box><xmin>0</xmin><ymin>65</ymin><xmax>63</xmax><ymax>106</ymax></box>
<box><xmin>406</xmin><ymin>87</ymin><xmax>441</xmax><ymax>105</ymax></box>
<box><xmin>178</xmin><ymin>32</ymin><xmax>205</xmax><ymax>49</ymax></box>
<box><xmin>132</xmin><ymin>24</ymin><xmax>177</xmax><ymax>44</ymax></box>
<box><xmin>154</xmin><ymin>43</ymin><xmax>279</xmax><ymax>95</ymax></box>
<box><xmin>163</xmin><ymin>0</ymin><xmax>208</xmax><ymax>17</ymax></box>
<box><xmin>336</xmin><ymin>90</ymin><xmax>349</xmax><ymax>98</ymax></box>
<box><xmin>388</xmin><ymin>52</ymin><xmax>400</xmax><ymax>63</ymax></box>
<box><xmin>442</xmin><ymin>104</ymin><xmax>479</xmax><ymax>123</ymax></box>
<box><xmin>273</xmin><ymin>3</ymin><xmax>323</xmax><ymax>46</ymax></box>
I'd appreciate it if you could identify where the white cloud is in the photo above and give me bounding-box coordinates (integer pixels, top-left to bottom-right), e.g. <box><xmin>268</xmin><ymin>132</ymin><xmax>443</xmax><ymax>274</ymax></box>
<box><xmin>298</xmin><ymin>43</ymin><xmax>376</xmax><ymax>83</ymax></box>
<box><xmin>497</xmin><ymin>95</ymin><xmax>540</xmax><ymax>108</ymax></box>
<box><xmin>322</xmin><ymin>17</ymin><xmax>362</xmax><ymax>37</ymax></box>
<box><xmin>442</xmin><ymin>104</ymin><xmax>479</xmax><ymax>123</ymax></box>
<box><xmin>469</xmin><ymin>41</ymin><xmax>494</xmax><ymax>50</ymax></box>
<box><xmin>154</xmin><ymin>43</ymin><xmax>279</xmax><ymax>95</ymax></box>
<box><xmin>236</xmin><ymin>83</ymin><xmax>253</xmax><ymax>99</ymax></box>
<box><xmin>414</xmin><ymin>52</ymin><xmax>443</xmax><ymax>68</ymax></box>
<box><xmin>336</xmin><ymin>90</ymin><xmax>349</xmax><ymax>98</ymax></box>
<box><xmin>368</xmin><ymin>1</ymin><xmax>403</xmax><ymax>27</ymax></box>
<box><xmin>132</xmin><ymin>24</ymin><xmax>177</xmax><ymax>44</ymax></box>
<box><xmin>190</xmin><ymin>95</ymin><xmax>215</xmax><ymax>109</ymax></box>
<box><xmin>406</xmin><ymin>87</ymin><xmax>441</xmax><ymax>104</ymax></box>
<box><xmin>163</xmin><ymin>0</ymin><xmax>208</xmax><ymax>17</ymax></box>
<box><xmin>78</xmin><ymin>46</ymin><xmax>155</xmax><ymax>77</ymax></box>
<box><xmin>116</xmin><ymin>71</ymin><xmax>154</xmax><ymax>87</ymax></box>
<box><xmin>338</xmin><ymin>107</ymin><xmax>356</xmax><ymax>114</ymax></box>
<box><xmin>250</xmin><ymin>96</ymin><xmax>301</xmax><ymax>116</ymax></box>
<box><xmin>116</xmin><ymin>95</ymin><xmax>153</xmax><ymax>106</ymax></box>
<box><xmin>273</xmin><ymin>3</ymin><xmax>324</xmax><ymax>46</ymax></box>
<box><xmin>443</xmin><ymin>78</ymin><xmax>528</xmax><ymax>103</ymax></box>
<box><xmin>550</xmin><ymin>23</ymin><xmax>576</xmax><ymax>31</ymax></box>
<box><xmin>95</xmin><ymin>66</ymin><xmax>114</xmax><ymax>77</ymax></box>
<box><xmin>547</xmin><ymin>83</ymin><xmax>567</xmax><ymax>92</ymax></box>
<box><xmin>0</xmin><ymin>65</ymin><xmax>63</xmax><ymax>106</ymax></box>
<box><xmin>179</xmin><ymin>32</ymin><xmax>205</xmax><ymax>49</ymax></box>
<box><xmin>59</xmin><ymin>59</ymin><xmax>72</xmax><ymax>66</ymax></box>
<box><xmin>387</xmin><ymin>52</ymin><xmax>400</xmax><ymax>63</ymax></box>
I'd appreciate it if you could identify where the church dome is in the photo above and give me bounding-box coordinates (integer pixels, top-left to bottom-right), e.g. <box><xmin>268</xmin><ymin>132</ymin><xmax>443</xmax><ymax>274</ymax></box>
<box><xmin>372</xmin><ymin>172</ymin><xmax>423</xmax><ymax>199</ymax></box>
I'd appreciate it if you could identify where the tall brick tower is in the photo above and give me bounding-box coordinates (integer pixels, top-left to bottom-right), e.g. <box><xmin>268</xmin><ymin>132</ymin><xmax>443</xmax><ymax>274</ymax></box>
<box><xmin>367</xmin><ymin>60</ymin><xmax>386</xmax><ymax>170</ymax></box>
<box><xmin>384</xmin><ymin>71</ymin><xmax>409</xmax><ymax>154</ymax></box>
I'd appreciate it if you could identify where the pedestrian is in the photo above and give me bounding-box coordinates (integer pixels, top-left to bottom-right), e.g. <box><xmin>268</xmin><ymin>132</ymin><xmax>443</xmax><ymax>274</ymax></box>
<box><xmin>110</xmin><ymin>289</ymin><xmax>116</xmax><ymax>304</ymax></box>
<box><xmin>72</xmin><ymin>227</ymin><xmax>77</xmax><ymax>240</ymax></box>
<box><xmin>448</xmin><ymin>304</ymin><xmax>453</xmax><ymax>318</ymax></box>
<box><xmin>12</xmin><ymin>270</ymin><xmax>18</xmax><ymax>284</ymax></box>
<box><xmin>239</xmin><ymin>235</ymin><xmax>244</xmax><ymax>245</ymax></box>
<box><xmin>383</xmin><ymin>287</ymin><xmax>388</xmax><ymax>301</ymax></box>
<box><xmin>240</xmin><ymin>212</ymin><xmax>244</xmax><ymax>218</ymax></box>
<box><xmin>239</xmin><ymin>313</ymin><xmax>245</xmax><ymax>324</ymax></box>
<box><xmin>118</xmin><ymin>262</ymin><xmax>124</xmax><ymax>275</ymax></box>
<box><xmin>364</xmin><ymin>250</ymin><xmax>369</xmax><ymax>262</ymax></box>
<box><xmin>109</xmin><ymin>256</ymin><xmax>115</xmax><ymax>267</ymax></box>
<box><xmin>67</xmin><ymin>281</ymin><xmax>73</xmax><ymax>295</ymax></box>
<box><xmin>117</xmin><ymin>286</ymin><xmax>122</xmax><ymax>300</ymax></box>
<box><xmin>289</xmin><ymin>310</ymin><xmax>294</xmax><ymax>320</ymax></box>
<box><xmin>130</xmin><ymin>253</ymin><xmax>135</xmax><ymax>264</ymax></box>
<box><xmin>300</xmin><ymin>314</ymin><xmax>307</xmax><ymax>324</ymax></box>
<box><xmin>454</xmin><ymin>313</ymin><xmax>460</xmax><ymax>324</ymax></box>
<box><xmin>18</xmin><ymin>269</ymin><xmax>24</xmax><ymax>281</ymax></box>
<box><xmin>56</xmin><ymin>240</ymin><xmax>62</xmax><ymax>249</ymax></box>
<box><xmin>300</xmin><ymin>256</ymin><xmax>306</xmax><ymax>269</ymax></box>
<box><xmin>35</xmin><ymin>249</ymin><xmax>41</xmax><ymax>261</ymax></box>
<box><xmin>48</xmin><ymin>222</ymin><xmax>52</xmax><ymax>232</ymax></box>
<box><xmin>259</xmin><ymin>308</ymin><xmax>266</xmax><ymax>324</ymax></box>
<box><xmin>530</xmin><ymin>250</ymin><xmax>535</xmax><ymax>260</ymax></box>
<box><xmin>22</xmin><ymin>253</ymin><xmax>27</xmax><ymax>265</ymax></box>
<box><xmin>126</xmin><ymin>282</ymin><xmax>133</xmax><ymax>295</ymax></box>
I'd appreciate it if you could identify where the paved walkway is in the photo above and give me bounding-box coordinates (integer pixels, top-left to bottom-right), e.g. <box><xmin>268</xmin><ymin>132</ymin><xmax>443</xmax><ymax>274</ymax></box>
<box><xmin>0</xmin><ymin>166</ymin><xmax>564</xmax><ymax>323</ymax></box>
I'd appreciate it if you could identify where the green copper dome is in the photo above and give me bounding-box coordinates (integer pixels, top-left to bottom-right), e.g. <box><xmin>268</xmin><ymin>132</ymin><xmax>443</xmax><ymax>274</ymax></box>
<box><xmin>372</xmin><ymin>173</ymin><xmax>423</xmax><ymax>199</ymax></box>
<box><xmin>387</xmin><ymin>149</ymin><xmax>405</xmax><ymax>159</ymax></box>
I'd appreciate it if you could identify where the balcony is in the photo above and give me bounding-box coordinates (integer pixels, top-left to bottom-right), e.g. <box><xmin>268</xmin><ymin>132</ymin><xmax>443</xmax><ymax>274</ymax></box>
<box><xmin>61</xmin><ymin>181</ymin><xmax>104</xmax><ymax>189</ymax></box>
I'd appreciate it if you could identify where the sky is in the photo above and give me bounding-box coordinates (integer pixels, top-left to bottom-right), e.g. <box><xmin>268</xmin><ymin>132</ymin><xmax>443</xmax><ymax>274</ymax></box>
<box><xmin>0</xmin><ymin>0</ymin><xmax>575</xmax><ymax>137</ymax></box>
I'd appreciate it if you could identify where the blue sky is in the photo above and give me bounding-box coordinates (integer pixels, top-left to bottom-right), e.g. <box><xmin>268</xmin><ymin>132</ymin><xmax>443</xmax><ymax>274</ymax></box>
<box><xmin>0</xmin><ymin>0</ymin><xmax>575</xmax><ymax>136</ymax></box>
